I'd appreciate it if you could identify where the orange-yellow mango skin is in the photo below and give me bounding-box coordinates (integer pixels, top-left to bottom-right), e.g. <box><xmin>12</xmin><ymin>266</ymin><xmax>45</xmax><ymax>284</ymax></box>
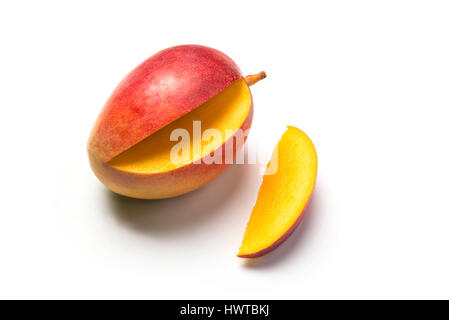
<box><xmin>88</xmin><ymin>106</ymin><xmax>253</xmax><ymax>199</ymax></box>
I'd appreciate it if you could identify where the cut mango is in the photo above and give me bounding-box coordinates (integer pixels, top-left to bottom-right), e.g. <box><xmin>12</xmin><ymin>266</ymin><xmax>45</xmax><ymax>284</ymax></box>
<box><xmin>238</xmin><ymin>126</ymin><xmax>317</xmax><ymax>258</ymax></box>
<box><xmin>108</xmin><ymin>79</ymin><xmax>251</xmax><ymax>174</ymax></box>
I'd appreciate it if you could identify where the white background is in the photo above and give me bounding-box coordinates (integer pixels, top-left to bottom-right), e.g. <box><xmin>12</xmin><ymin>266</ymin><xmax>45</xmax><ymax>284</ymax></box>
<box><xmin>1</xmin><ymin>0</ymin><xmax>448</xmax><ymax>299</ymax></box>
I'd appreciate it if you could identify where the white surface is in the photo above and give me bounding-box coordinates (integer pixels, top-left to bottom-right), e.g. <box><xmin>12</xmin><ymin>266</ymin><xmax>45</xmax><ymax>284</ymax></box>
<box><xmin>1</xmin><ymin>1</ymin><xmax>449</xmax><ymax>299</ymax></box>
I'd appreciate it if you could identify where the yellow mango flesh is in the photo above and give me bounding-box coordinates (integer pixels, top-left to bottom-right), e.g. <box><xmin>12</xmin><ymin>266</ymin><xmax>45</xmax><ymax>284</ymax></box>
<box><xmin>238</xmin><ymin>126</ymin><xmax>318</xmax><ymax>257</ymax></box>
<box><xmin>108</xmin><ymin>79</ymin><xmax>251</xmax><ymax>174</ymax></box>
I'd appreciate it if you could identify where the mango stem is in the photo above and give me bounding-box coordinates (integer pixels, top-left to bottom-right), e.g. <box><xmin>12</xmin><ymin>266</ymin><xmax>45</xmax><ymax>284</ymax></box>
<box><xmin>244</xmin><ymin>71</ymin><xmax>267</xmax><ymax>86</ymax></box>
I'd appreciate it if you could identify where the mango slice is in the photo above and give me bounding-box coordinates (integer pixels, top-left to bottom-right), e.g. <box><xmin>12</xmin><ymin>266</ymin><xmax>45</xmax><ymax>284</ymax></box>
<box><xmin>238</xmin><ymin>126</ymin><xmax>318</xmax><ymax>258</ymax></box>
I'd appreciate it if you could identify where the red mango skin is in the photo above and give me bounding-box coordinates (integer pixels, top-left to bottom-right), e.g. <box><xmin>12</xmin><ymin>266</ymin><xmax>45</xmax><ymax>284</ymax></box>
<box><xmin>88</xmin><ymin>105</ymin><xmax>253</xmax><ymax>199</ymax></box>
<box><xmin>88</xmin><ymin>45</ymin><xmax>242</xmax><ymax>162</ymax></box>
